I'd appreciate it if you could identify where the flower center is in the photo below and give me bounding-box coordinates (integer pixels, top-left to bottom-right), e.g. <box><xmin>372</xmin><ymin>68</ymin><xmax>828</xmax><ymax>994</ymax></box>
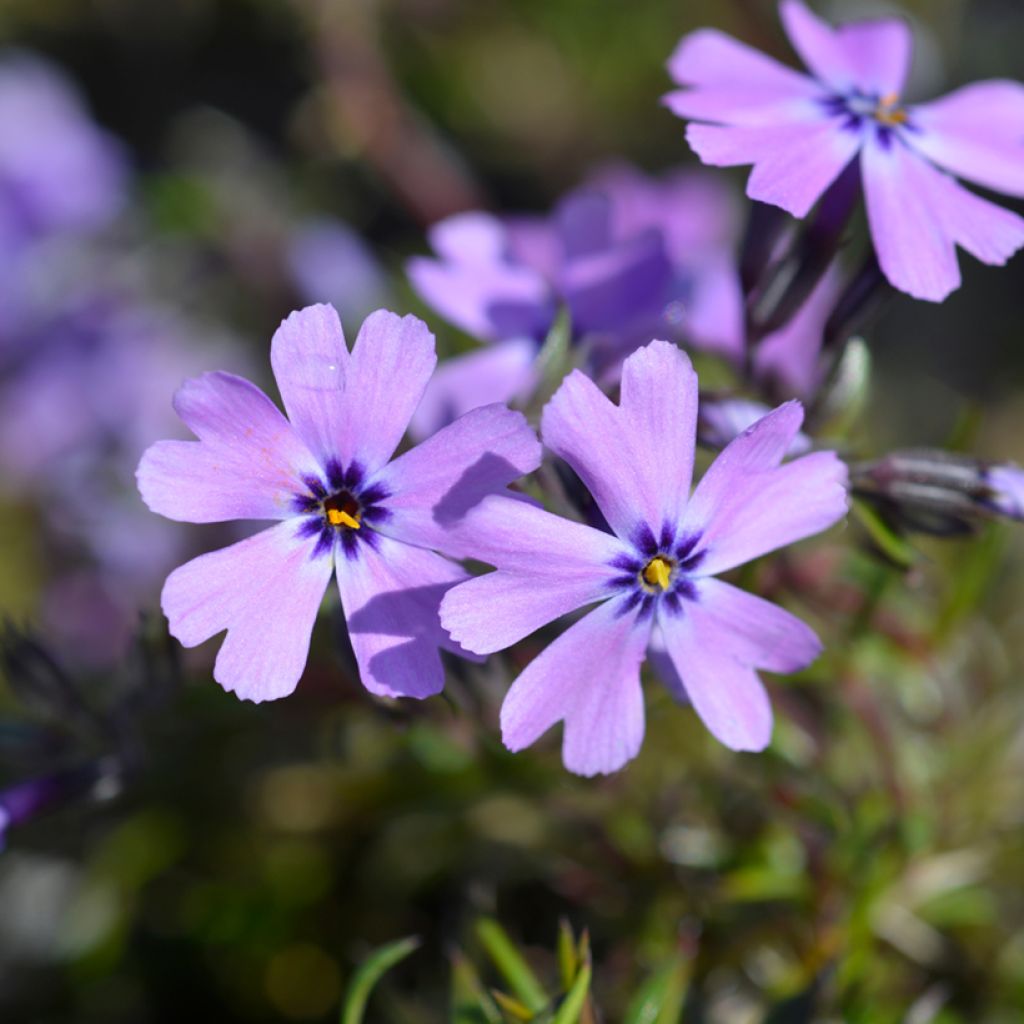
<box><xmin>323</xmin><ymin>491</ymin><xmax>361</xmax><ymax>530</ymax></box>
<box><xmin>642</xmin><ymin>555</ymin><xmax>674</xmax><ymax>591</ymax></box>
<box><xmin>874</xmin><ymin>91</ymin><xmax>908</xmax><ymax>126</ymax></box>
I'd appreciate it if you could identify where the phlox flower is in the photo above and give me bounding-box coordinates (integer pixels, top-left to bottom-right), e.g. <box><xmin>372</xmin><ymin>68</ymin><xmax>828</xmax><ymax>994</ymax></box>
<box><xmin>137</xmin><ymin>304</ymin><xmax>540</xmax><ymax>702</ymax></box>
<box><xmin>0</xmin><ymin>52</ymin><xmax>126</xmax><ymax>247</ymax></box>
<box><xmin>664</xmin><ymin>0</ymin><xmax>1024</xmax><ymax>302</ymax></box>
<box><xmin>406</xmin><ymin>166</ymin><xmax>737</xmax><ymax>436</ymax></box>
<box><xmin>440</xmin><ymin>340</ymin><xmax>848</xmax><ymax>776</ymax></box>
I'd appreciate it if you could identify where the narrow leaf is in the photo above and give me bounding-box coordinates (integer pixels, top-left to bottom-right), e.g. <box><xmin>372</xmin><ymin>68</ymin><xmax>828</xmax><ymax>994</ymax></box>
<box><xmin>623</xmin><ymin>954</ymin><xmax>689</xmax><ymax>1024</ymax></box>
<box><xmin>476</xmin><ymin>918</ymin><xmax>548</xmax><ymax>1013</ymax></box>
<box><xmin>552</xmin><ymin>963</ymin><xmax>593</xmax><ymax>1024</ymax></box>
<box><xmin>340</xmin><ymin>936</ymin><xmax>420</xmax><ymax>1024</ymax></box>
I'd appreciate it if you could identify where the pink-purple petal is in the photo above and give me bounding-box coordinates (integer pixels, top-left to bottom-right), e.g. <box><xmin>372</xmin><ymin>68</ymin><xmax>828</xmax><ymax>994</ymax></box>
<box><xmin>162</xmin><ymin>522</ymin><xmax>333</xmax><ymax>702</ymax></box>
<box><xmin>780</xmin><ymin>0</ymin><xmax>911</xmax><ymax>97</ymax></box>
<box><xmin>659</xmin><ymin>604</ymin><xmax>774</xmax><ymax>752</ymax></box>
<box><xmin>137</xmin><ymin>371</ymin><xmax>320</xmax><ymax>523</ymax></box>
<box><xmin>500</xmin><ymin>598</ymin><xmax>652</xmax><ymax>777</ymax></box>
<box><xmin>911</xmin><ymin>81</ymin><xmax>1024</xmax><ymax>198</ymax></box>
<box><xmin>618</xmin><ymin>340</ymin><xmax>699</xmax><ymax>529</ymax></box>
<box><xmin>690</xmin><ymin>578</ymin><xmax>822</xmax><ymax>673</ymax></box>
<box><xmin>540</xmin><ymin>368</ymin><xmax>636</xmax><ymax>539</ymax></box>
<box><xmin>408</xmin><ymin>338</ymin><xmax>539</xmax><ymax>441</ymax></box>
<box><xmin>336</xmin><ymin>535</ymin><xmax>470</xmax><ymax>700</ymax></box>
<box><xmin>862</xmin><ymin>138</ymin><xmax>1024</xmax><ymax>302</ymax></box>
<box><xmin>408</xmin><ymin>213</ymin><xmax>551</xmax><ymax>341</ymax></box>
<box><xmin>269</xmin><ymin>304</ymin><xmax>349</xmax><ymax>469</ymax></box>
<box><xmin>372</xmin><ymin>403</ymin><xmax>541</xmax><ymax>559</ymax></box>
<box><xmin>682</xmin><ymin>255</ymin><xmax>746</xmax><ymax>361</ymax></box>
<box><xmin>334</xmin><ymin>310</ymin><xmax>437</xmax><ymax>475</ymax></box>
<box><xmin>686</xmin><ymin>119</ymin><xmax>861</xmax><ymax>219</ymax></box>
<box><xmin>541</xmin><ymin>341</ymin><xmax>700</xmax><ymax>541</ymax></box>
<box><xmin>444</xmin><ymin>494</ymin><xmax>631</xmax><ymax>576</ymax></box>
<box><xmin>440</xmin><ymin>569</ymin><xmax>611</xmax><ymax>656</ymax></box>
<box><xmin>861</xmin><ymin>138</ymin><xmax>959</xmax><ymax>301</ymax></box>
<box><xmin>683</xmin><ymin>402</ymin><xmax>848</xmax><ymax>575</ymax></box>
<box><xmin>667</xmin><ymin>27</ymin><xmax>820</xmax><ymax>99</ymax></box>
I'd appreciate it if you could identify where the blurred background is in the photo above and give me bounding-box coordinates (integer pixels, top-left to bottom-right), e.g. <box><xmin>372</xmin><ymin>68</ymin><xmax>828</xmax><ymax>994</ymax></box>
<box><xmin>1</xmin><ymin>0</ymin><xmax>1023</xmax><ymax>1020</ymax></box>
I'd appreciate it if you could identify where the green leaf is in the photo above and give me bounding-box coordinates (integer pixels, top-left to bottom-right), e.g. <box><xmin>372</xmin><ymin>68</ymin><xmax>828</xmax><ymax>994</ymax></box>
<box><xmin>492</xmin><ymin>989</ymin><xmax>536</xmax><ymax>1021</ymax></box>
<box><xmin>551</xmin><ymin>962</ymin><xmax>593</xmax><ymax>1024</ymax></box>
<box><xmin>557</xmin><ymin>919</ymin><xmax>577</xmax><ymax>991</ymax></box>
<box><xmin>451</xmin><ymin>949</ymin><xmax>502</xmax><ymax>1024</ymax></box>
<box><xmin>851</xmin><ymin>499</ymin><xmax>918</xmax><ymax>570</ymax></box>
<box><xmin>623</xmin><ymin>954</ymin><xmax>689</xmax><ymax>1024</ymax></box>
<box><xmin>475</xmin><ymin>918</ymin><xmax>549</xmax><ymax>1014</ymax></box>
<box><xmin>535</xmin><ymin>305</ymin><xmax>572</xmax><ymax>395</ymax></box>
<box><xmin>340</xmin><ymin>935</ymin><xmax>420</xmax><ymax>1024</ymax></box>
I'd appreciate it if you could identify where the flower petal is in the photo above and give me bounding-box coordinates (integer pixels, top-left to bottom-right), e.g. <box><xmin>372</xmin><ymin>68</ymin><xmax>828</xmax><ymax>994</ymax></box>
<box><xmin>753</xmin><ymin>260</ymin><xmax>843</xmax><ymax>397</ymax></box>
<box><xmin>333</xmin><ymin>310</ymin><xmax>437</xmax><ymax>475</ymax></box>
<box><xmin>659</xmin><ymin>599</ymin><xmax>773</xmax><ymax>752</ymax></box>
<box><xmin>780</xmin><ymin>0</ymin><xmax>911</xmax><ymax>97</ymax></box>
<box><xmin>683</xmin><ymin>402</ymin><xmax>848</xmax><ymax>575</ymax></box>
<box><xmin>618</xmin><ymin>340</ymin><xmax>699</xmax><ymax>529</ymax></box>
<box><xmin>911</xmin><ymin>81</ymin><xmax>1024</xmax><ymax>198</ymax></box>
<box><xmin>373</xmin><ymin>403</ymin><xmax>541</xmax><ymax>558</ymax></box>
<box><xmin>682</xmin><ymin>255</ymin><xmax>747</xmax><ymax>361</ymax></box>
<box><xmin>862</xmin><ymin>136</ymin><xmax>1024</xmax><ymax>302</ymax></box>
<box><xmin>407</xmin><ymin>339</ymin><xmax>539</xmax><ymax>441</ymax></box>
<box><xmin>686</xmin><ymin>119</ymin><xmax>861</xmax><ymax>218</ymax></box>
<box><xmin>407</xmin><ymin>213</ymin><xmax>553</xmax><ymax>341</ymax></box>
<box><xmin>500</xmin><ymin>598</ymin><xmax>652</xmax><ymax>777</ymax></box>
<box><xmin>666</xmin><ymin>27</ymin><xmax>821</xmax><ymax>102</ymax></box>
<box><xmin>269</xmin><ymin>304</ymin><xmax>349</xmax><ymax>469</ymax></box>
<box><xmin>541</xmin><ymin>341</ymin><xmax>698</xmax><ymax>540</ymax></box>
<box><xmin>162</xmin><ymin>521</ymin><xmax>333</xmax><ymax>702</ymax></box>
<box><xmin>687</xmin><ymin>578</ymin><xmax>821</xmax><ymax>672</ymax></box>
<box><xmin>336</xmin><ymin>534</ymin><xmax>469</xmax><ymax>699</ymax></box>
<box><xmin>440</xmin><ymin>495</ymin><xmax>630</xmax><ymax>651</ymax></box>
<box><xmin>445</xmin><ymin>494</ymin><xmax>631</xmax><ymax>576</ymax></box>
<box><xmin>137</xmin><ymin>372</ymin><xmax>320</xmax><ymax>523</ymax></box>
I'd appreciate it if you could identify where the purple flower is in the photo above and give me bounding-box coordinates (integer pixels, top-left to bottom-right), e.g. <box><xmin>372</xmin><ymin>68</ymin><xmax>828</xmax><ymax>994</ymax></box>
<box><xmin>664</xmin><ymin>0</ymin><xmax>1024</xmax><ymax>302</ymax></box>
<box><xmin>699</xmin><ymin>396</ymin><xmax>811</xmax><ymax>454</ymax></box>
<box><xmin>137</xmin><ymin>304</ymin><xmax>540</xmax><ymax>702</ymax></box>
<box><xmin>287</xmin><ymin>218</ymin><xmax>390</xmax><ymax>327</ymax></box>
<box><xmin>985</xmin><ymin>464</ymin><xmax>1024</xmax><ymax>520</ymax></box>
<box><xmin>0</xmin><ymin>53</ymin><xmax>127</xmax><ymax>247</ymax></box>
<box><xmin>440</xmin><ymin>340</ymin><xmax>848</xmax><ymax>776</ymax></box>
<box><xmin>406</xmin><ymin>166</ymin><xmax>738</xmax><ymax>436</ymax></box>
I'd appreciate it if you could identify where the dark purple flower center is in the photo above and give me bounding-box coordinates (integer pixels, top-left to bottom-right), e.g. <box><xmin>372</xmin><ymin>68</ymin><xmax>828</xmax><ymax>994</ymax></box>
<box><xmin>607</xmin><ymin>521</ymin><xmax>705</xmax><ymax>619</ymax></box>
<box><xmin>820</xmin><ymin>88</ymin><xmax>918</xmax><ymax>147</ymax></box>
<box><xmin>292</xmin><ymin>459</ymin><xmax>391</xmax><ymax>559</ymax></box>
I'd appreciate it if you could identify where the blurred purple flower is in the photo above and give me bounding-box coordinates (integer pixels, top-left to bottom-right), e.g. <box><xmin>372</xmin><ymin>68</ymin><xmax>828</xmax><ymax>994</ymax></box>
<box><xmin>406</xmin><ymin>166</ymin><xmax>739</xmax><ymax>436</ymax></box>
<box><xmin>985</xmin><ymin>464</ymin><xmax>1024</xmax><ymax>520</ymax></box>
<box><xmin>440</xmin><ymin>340</ymin><xmax>848</xmax><ymax>776</ymax></box>
<box><xmin>287</xmin><ymin>218</ymin><xmax>390</xmax><ymax>327</ymax></box>
<box><xmin>137</xmin><ymin>304</ymin><xmax>540</xmax><ymax>702</ymax></box>
<box><xmin>0</xmin><ymin>52</ymin><xmax>127</xmax><ymax>248</ymax></box>
<box><xmin>0</xmin><ymin>296</ymin><xmax>251</xmax><ymax>661</ymax></box>
<box><xmin>699</xmin><ymin>396</ymin><xmax>811</xmax><ymax>454</ymax></box>
<box><xmin>664</xmin><ymin>0</ymin><xmax>1024</xmax><ymax>301</ymax></box>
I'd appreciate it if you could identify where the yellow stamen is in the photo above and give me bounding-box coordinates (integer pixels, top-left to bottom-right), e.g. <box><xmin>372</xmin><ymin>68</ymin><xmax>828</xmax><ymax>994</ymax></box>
<box><xmin>642</xmin><ymin>556</ymin><xmax>673</xmax><ymax>591</ymax></box>
<box><xmin>875</xmin><ymin>92</ymin><xmax>908</xmax><ymax>126</ymax></box>
<box><xmin>327</xmin><ymin>508</ymin><xmax>361</xmax><ymax>529</ymax></box>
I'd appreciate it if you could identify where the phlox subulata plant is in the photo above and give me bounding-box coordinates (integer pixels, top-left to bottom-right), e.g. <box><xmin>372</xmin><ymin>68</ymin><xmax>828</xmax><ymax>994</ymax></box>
<box><xmin>2</xmin><ymin>0</ymin><xmax>1024</xmax><ymax>1019</ymax></box>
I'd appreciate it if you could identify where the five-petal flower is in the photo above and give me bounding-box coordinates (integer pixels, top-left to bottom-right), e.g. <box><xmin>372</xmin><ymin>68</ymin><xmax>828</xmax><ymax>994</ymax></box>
<box><xmin>664</xmin><ymin>0</ymin><xmax>1024</xmax><ymax>301</ymax></box>
<box><xmin>137</xmin><ymin>304</ymin><xmax>540</xmax><ymax>702</ymax></box>
<box><xmin>440</xmin><ymin>340</ymin><xmax>848</xmax><ymax>775</ymax></box>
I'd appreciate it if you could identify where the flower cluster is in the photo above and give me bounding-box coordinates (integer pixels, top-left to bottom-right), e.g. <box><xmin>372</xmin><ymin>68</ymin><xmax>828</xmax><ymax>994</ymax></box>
<box><xmin>132</xmin><ymin>0</ymin><xmax>1024</xmax><ymax>781</ymax></box>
